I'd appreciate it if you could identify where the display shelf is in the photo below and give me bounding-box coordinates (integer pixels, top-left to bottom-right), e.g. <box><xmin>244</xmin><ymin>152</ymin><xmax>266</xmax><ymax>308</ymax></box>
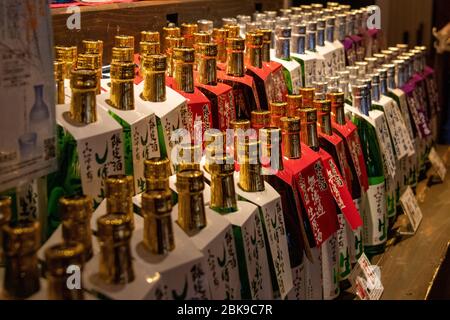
<box><xmin>51</xmin><ymin>0</ymin><xmax>283</xmax><ymax>64</ymax></box>
<box><xmin>373</xmin><ymin>145</ymin><xmax>450</xmax><ymax>300</ymax></box>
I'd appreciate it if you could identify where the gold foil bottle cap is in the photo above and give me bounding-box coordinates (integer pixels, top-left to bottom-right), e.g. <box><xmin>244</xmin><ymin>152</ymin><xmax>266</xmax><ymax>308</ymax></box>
<box><xmin>111</xmin><ymin>47</ymin><xmax>134</xmax><ymax>63</ymax></box>
<box><xmin>269</xmin><ymin>101</ymin><xmax>287</xmax><ymax>128</ymax></box>
<box><xmin>314</xmin><ymin>99</ymin><xmax>331</xmax><ymax>113</ymax></box>
<box><xmin>224</xmin><ymin>25</ymin><xmax>241</xmax><ymax>38</ymax></box>
<box><xmin>204</xmin><ymin>130</ymin><xmax>225</xmax><ymax>148</ymax></box>
<box><xmin>230</xmin><ymin>119</ymin><xmax>251</xmax><ymax>131</ymax></box>
<box><xmin>0</xmin><ymin>196</ymin><xmax>12</xmax><ymax>225</ymax></box>
<box><xmin>55</xmin><ymin>45</ymin><xmax>77</xmax><ymax>61</ymax></box>
<box><xmin>165</xmin><ymin>36</ymin><xmax>184</xmax><ymax>50</ymax></box>
<box><xmin>83</xmin><ymin>40</ymin><xmax>103</xmax><ymax>55</ymax></box>
<box><xmin>286</xmin><ymin>94</ymin><xmax>303</xmax><ymax>117</ymax></box>
<box><xmin>251</xmin><ymin>110</ymin><xmax>271</xmax><ymax>130</ymax></box>
<box><xmin>226</xmin><ymin>37</ymin><xmax>245</xmax><ymax>51</ymax></box>
<box><xmin>144</xmin><ymin>157</ymin><xmax>172</xmax><ymax>180</ymax></box>
<box><xmin>105</xmin><ymin>175</ymin><xmax>134</xmax><ymax>199</ymax></box>
<box><xmin>212</xmin><ymin>28</ymin><xmax>228</xmax><ymax>41</ymax></box>
<box><xmin>142</xmin><ymin>54</ymin><xmax>167</xmax><ymax>72</ymax></box>
<box><xmin>110</xmin><ymin>61</ymin><xmax>135</xmax><ymax>80</ymax></box>
<box><xmin>209</xmin><ymin>153</ymin><xmax>235</xmax><ymax>175</ymax></box>
<box><xmin>299</xmin><ymin>107</ymin><xmax>318</xmax><ymax>124</ymax></box>
<box><xmin>140</xmin><ymin>41</ymin><xmax>160</xmax><ymax>56</ymax></box>
<box><xmin>181</xmin><ymin>23</ymin><xmax>199</xmax><ymax>35</ymax></box>
<box><xmin>70</xmin><ymin>68</ymin><xmax>97</xmax><ymax>90</ymax></box>
<box><xmin>176</xmin><ymin>170</ymin><xmax>205</xmax><ymax>193</ymax></box>
<box><xmin>246</xmin><ymin>32</ymin><xmax>263</xmax><ymax>46</ymax></box>
<box><xmin>54</xmin><ymin>61</ymin><xmax>65</xmax><ymax>81</ymax></box>
<box><xmin>163</xmin><ymin>26</ymin><xmax>181</xmax><ymax>38</ymax></box>
<box><xmin>142</xmin><ymin>189</ymin><xmax>173</xmax><ymax>217</ymax></box>
<box><xmin>115</xmin><ymin>35</ymin><xmax>135</xmax><ymax>49</ymax></box>
<box><xmin>177</xmin><ymin>143</ymin><xmax>202</xmax><ymax>172</ymax></box>
<box><xmin>77</xmin><ymin>53</ymin><xmax>101</xmax><ymax>70</ymax></box>
<box><xmin>45</xmin><ymin>242</ymin><xmax>85</xmax><ymax>277</ymax></box>
<box><xmin>2</xmin><ymin>221</ymin><xmax>40</xmax><ymax>256</ymax></box>
<box><xmin>141</xmin><ymin>31</ymin><xmax>160</xmax><ymax>43</ymax></box>
<box><xmin>196</xmin><ymin>42</ymin><xmax>218</xmax><ymax>57</ymax></box>
<box><xmin>237</xmin><ymin>139</ymin><xmax>259</xmax><ymax>162</ymax></box>
<box><xmin>299</xmin><ymin>88</ymin><xmax>315</xmax><ymax>108</ymax></box>
<box><xmin>237</xmin><ymin>140</ymin><xmax>265</xmax><ymax>192</ymax></box>
<box><xmin>173</xmin><ymin>47</ymin><xmax>195</xmax><ymax>63</ymax></box>
<box><xmin>59</xmin><ymin>195</ymin><xmax>93</xmax><ymax>221</ymax></box>
<box><xmin>259</xmin><ymin>127</ymin><xmax>283</xmax><ymax>172</ymax></box>
<box><xmin>281</xmin><ymin>116</ymin><xmax>301</xmax><ymax>132</ymax></box>
<box><xmin>97</xmin><ymin>212</ymin><xmax>133</xmax><ymax>240</ymax></box>
<box><xmin>258</xmin><ymin>29</ymin><xmax>272</xmax><ymax>42</ymax></box>
<box><xmin>193</xmin><ymin>31</ymin><xmax>211</xmax><ymax>44</ymax></box>
<box><xmin>327</xmin><ymin>92</ymin><xmax>345</xmax><ymax>105</ymax></box>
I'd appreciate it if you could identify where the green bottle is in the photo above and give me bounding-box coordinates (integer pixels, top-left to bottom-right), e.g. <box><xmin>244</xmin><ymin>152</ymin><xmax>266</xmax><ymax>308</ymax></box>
<box><xmin>351</xmin><ymin>84</ymin><xmax>387</xmax><ymax>258</ymax></box>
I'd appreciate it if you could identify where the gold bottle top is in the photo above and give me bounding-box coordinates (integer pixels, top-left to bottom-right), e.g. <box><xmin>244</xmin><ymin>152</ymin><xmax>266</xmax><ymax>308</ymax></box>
<box><xmin>115</xmin><ymin>35</ymin><xmax>135</xmax><ymax>49</ymax></box>
<box><xmin>142</xmin><ymin>54</ymin><xmax>167</xmax><ymax>102</ymax></box>
<box><xmin>105</xmin><ymin>175</ymin><xmax>134</xmax><ymax>228</ymax></box>
<box><xmin>230</xmin><ymin>119</ymin><xmax>251</xmax><ymax>131</ymax></box>
<box><xmin>224</xmin><ymin>24</ymin><xmax>240</xmax><ymax>38</ymax></box>
<box><xmin>177</xmin><ymin>142</ymin><xmax>202</xmax><ymax>172</ymax></box>
<box><xmin>209</xmin><ymin>153</ymin><xmax>238</xmax><ymax>213</ymax></box>
<box><xmin>281</xmin><ymin>116</ymin><xmax>301</xmax><ymax>159</ymax></box>
<box><xmin>45</xmin><ymin>242</ymin><xmax>85</xmax><ymax>277</ymax></box>
<box><xmin>97</xmin><ymin>212</ymin><xmax>133</xmax><ymax>241</ymax></box>
<box><xmin>165</xmin><ymin>36</ymin><xmax>184</xmax><ymax>51</ymax></box>
<box><xmin>238</xmin><ymin>140</ymin><xmax>265</xmax><ymax>192</ymax></box>
<box><xmin>54</xmin><ymin>61</ymin><xmax>65</xmax><ymax>82</ymax></box>
<box><xmin>245</xmin><ymin>32</ymin><xmax>263</xmax><ymax>68</ymax></box>
<box><xmin>173</xmin><ymin>47</ymin><xmax>195</xmax><ymax>93</ymax></box>
<box><xmin>194</xmin><ymin>31</ymin><xmax>211</xmax><ymax>44</ymax></box>
<box><xmin>259</xmin><ymin>127</ymin><xmax>283</xmax><ymax>173</ymax></box>
<box><xmin>3</xmin><ymin>221</ymin><xmax>40</xmax><ymax>256</ymax></box>
<box><xmin>212</xmin><ymin>28</ymin><xmax>228</xmax><ymax>63</ymax></box>
<box><xmin>109</xmin><ymin>61</ymin><xmax>135</xmax><ymax>110</ymax></box>
<box><xmin>69</xmin><ymin>69</ymin><xmax>98</xmax><ymax>124</ymax></box>
<box><xmin>59</xmin><ymin>195</ymin><xmax>92</xmax><ymax>221</ymax></box>
<box><xmin>258</xmin><ymin>29</ymin><xmax>272</xmax><ymax>62</ymax></box>
<box><xmin>0</xmin><ymin>196</ymin><xmax>12</xmax><ymax>226</ymax></box>
<box><xmin>269</xmin><ymin>101</ymin><xmax>287</xmax><ymax>128</ymax></box>
<box><xmin>299</xmin><ymin>108</ymin><xmax>320</xmax><ymax>151</ymax></box>
<box><xmin>77</xmin><ymin>53</ymin><xmax>101</xmax><ymax>70</ymax></box>
<box><xmin>197</xmin><ymin>42</ymin><xmax>218</xmax><ymax>85</ymax></box>
<box><xmin>327</xmin><ymin>92</ymin><xmax>346</xmax><ymax>125</ymax></box>
<box><xmin>204</xmin><ymin>131</ymin><xmax>225</xmax><ymax>173</ymax></box>
<box><xmin>299</xmin><ymin>88</ymin><xmax>315</xmax><ymax>108</ymax></box>
<box><xmin>226</xmin><ymin>37</ymin><xmax>245</xmax><ymax>77</ymax></box>
<box><xmin>142</xmin><ymin>190</ymin><xmax>174</xmax><ymax>254</ymax></box>
<box><xmin>55</xmin><ymin>45</ymin><xmax>77</xmax><ymax>79</ymax></box>
<box><xmin>144</xmin><ymin>157</ymin><xmax>172</xmax><ymax>191</ymax></box>
<box><xmin>141</xmin><ymin>31</ymin><xmax>160</xmax><ymax>43</ymax></box>
<box><xmin>83</xmin><ymin>39</ymin><xmax>103</xmax><ymax>56</ymax></box>
<box><xmin>181</xmin><ymin>23</ymin><xmax>199</xmax><ymax>47</ymax></box>
<box><xmin>162</xmin><ymin>26</ymin><xmax>181</xmax><ymax>52</ymax></box>
<box><xmin>140</xmin><ymin>41</ymin><xmax>161</xmax><ymax>56</ymax></box>
<box><xmin>287</xmin><ymin>94</ymin><xmax>303</xmax><ymax>117</ymax></box>
<box><xmin>112</xmin><ymin>47</ymin><xmax>134</xmax><ymax>63</ymax></box>
<box><xmin>314</xmin><ymin>99</ymin><xmax>333</xmax><ymax>136</ymax></box>
<box><xmin>251</xmin><ymin>110</ymin><xmax>271</xmax><ymax>132</ymax></box>
<box><xmin>176</xmin><ymin>170</ymin><xmax>207</xmax><ymax>232</ymax></box>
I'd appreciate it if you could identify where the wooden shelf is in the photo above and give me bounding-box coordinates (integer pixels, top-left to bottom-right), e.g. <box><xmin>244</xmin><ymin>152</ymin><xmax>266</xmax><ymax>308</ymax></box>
<box><xmin>51</xmin><ymin>0</ymin><xmax>283</xmax><ymax>63</ymax></box>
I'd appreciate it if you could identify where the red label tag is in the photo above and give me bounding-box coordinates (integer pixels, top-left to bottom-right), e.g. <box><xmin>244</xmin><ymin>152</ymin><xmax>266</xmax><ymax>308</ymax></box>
<box><xmin>319</xmin><ymin>149</ymin><xmax>363</xmax><ymax>230</ymax></box>
<box><xmin>332</xmin><ymin>121</ymin><xmax>369</xmax><ymax>192</ymax></box>
<box><xmin>264</xmin><ymin>61</ymin><xmax>288</xmax><ymax>103</ymax></box>
<box><xmin>278</xmin><ymin>145</ymin><xmax>339</xmax><ymax>247</ymax></box>
<box><xmin>196</xmin><ymin>81</ymin><xmax>236</xmax><ymax>131</ymax></box>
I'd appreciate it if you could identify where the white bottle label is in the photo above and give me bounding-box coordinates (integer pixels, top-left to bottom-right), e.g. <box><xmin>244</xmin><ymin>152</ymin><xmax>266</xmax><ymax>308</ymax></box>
<box><xmin>337</xmin><ymin>212</ymin><xmax>351</xmax><ymax>280</ymax></box>
<box><xmin>321</xmin><ymin>234</ymin><xmax>339</xmax><ymax>300</ymax></box>
<box><xmin>364</xmin><ymin>182</ymin><xmax>387</xmax><ymax>246</ymax></box>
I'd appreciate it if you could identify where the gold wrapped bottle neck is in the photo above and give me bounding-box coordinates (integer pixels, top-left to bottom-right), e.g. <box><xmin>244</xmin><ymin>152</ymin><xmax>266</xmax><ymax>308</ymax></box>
<box><xmin>238</xmin><ymin>140</ymin><xmax>265</xmax><ymax>192</ymax></box>
<box><xmin>299</xmin><ymin>108</ymin><xmax>319</xmax><ymax>151</ymax></box>
<box><xmin>105</xmin><ymin>175</ymin><xmax>134</xmax><ymax>198</ymax></box>
<box><xmin>209</xmin><ymin>154</ymin><xmax>238</xmax><ymax>213</ymax></box>
<box><xmin>45</xmin><ymin>242</ymin><xmax>85</xmax><ymax>276</ymax></box>
<box><xmin>197</xmin><ymin>43</ymin><xmax>218</xmax><ymax>85</ymax></box>
<box><xmin>258</xmin><ymin>28</ymin><xmax>272</xmax><ymax>62</ymax></box>
<box><xmin>281</xmin><ymin>116</ymin><xmax>301</xmax><ymax>159</ymax></box>
<box><xmin>245</xmin><ymin>32</ymin><xmax>263</xmax><ymax>68</ymax></box>
<box><xmin>299</xmin><ymin>88</ymin><xmax>315</xmax><ymax>108</ymax></box>
<box><xmin>69</xmin><ymin>69</ymin><xmax>97</xmax><ymax>124</ymax></box>
<box><xmin>141</xmin><ymin>31</ymin><xmax>160</xmax><ymax>43</ymax></box>
<box><xmin>142</xmin><ymin>54</ymin><xmax>167</xmax><ymax>102</ymax></box>
<box><xmin>173</xmin><ymin>47</ymin><xmax>195</xmax><ymax>93</ymax></box>
<box><xmin>327</xmin><ymin>92</ymin><xmax>346</xmax><ymax>125</ymax></box>
<box><xmin>83</xmin><ymin>39</ymin><xmax>103</xmax><ymax>55</ymax></box>
<box><xmin>2</xmin><ymin>221</ymin><xmax>40</xmax><ymax>256</ymax></box>
<box><xmin>54</xmin><ymin>61</ymin><xmax>65</xmax><ymax>81</ymax></box>
<box><xmin>59</xmin><ymin>195</ymin><xmax>92</xmax><ymax>221</ymax></box>
<box><xmin>251</xmin><ymin>110</ymin><xmax>271</xmax><ymax>132</ymax></box>
<box><xmin>115</xmin><ymin>35</ymin><xmax>135</xmax><ymax>49</ymax></box>
<box><xmin>97</xmin><ymin>212</ymin><xmax>133</xmax><ymax>240</ymax></box>
<box><xmin>140</xmin><ymin>41</ymin><xmax>160</xmax><ymax>56</ymax></box>
<box><xmin>181</xmin><ymin>23</ymin><xmax>199</xmax><ymax>47</ymax></box>
<box><xmin>112</xmin><ymin>47</ymin><xmax>134</xmax><ymax>63</ymax></box>
<box><xmin>286</xmin><ymin>94</ymin><xmax>303</xmax><ymax>117</ymax></box>
<box><xmin>145</xmin><ymin>157</ymin><xmax>172</xmax><ymax>191</ymax></box>
<box><xmin>269</xmin><ymin>101</ymin><xmax>287</xmax><ymax>128</ymax></box>
<box><xmin>314</xmin><ymin>99</ymin><xmax>333</xmax><ymax>136</ymax></box>
<box><xmin>226</xmin><ymin>37</ymin><xmax>245</xmax><ymax>77</ymax></box>
<box><xmin>259</xmin><ymin>127</ymin><xmax>284</xmax><ymax>173</ymax></box>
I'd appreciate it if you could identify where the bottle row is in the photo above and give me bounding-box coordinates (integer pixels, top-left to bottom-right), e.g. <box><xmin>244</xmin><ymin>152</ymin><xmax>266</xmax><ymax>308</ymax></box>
<box><xmin>0</xmin><ymin>2</ymin><xmax>440</xmax><ymax>300</ymax></box>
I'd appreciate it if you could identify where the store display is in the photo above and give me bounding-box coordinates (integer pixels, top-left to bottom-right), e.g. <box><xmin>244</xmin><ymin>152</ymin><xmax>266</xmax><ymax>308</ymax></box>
<box><xmin>0</xmin><ymin>0</ymin><xmax>447</xmax><ymax>302</ymax></box>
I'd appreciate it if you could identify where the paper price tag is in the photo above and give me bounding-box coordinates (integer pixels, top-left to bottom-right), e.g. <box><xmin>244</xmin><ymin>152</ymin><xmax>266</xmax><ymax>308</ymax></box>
<box><xmin>429</xmin><ymin>147</ymin><xmax>447</xmax><ymax>181</ymax></box>
<box><xmin>399</xmin><ymin>186</ymin><xmax>423</xmax><ymax>235</ymax></box>
<box><xmin>349</xmin><ymin>253</ymin><xmax>384</xmax><ymax>300</ymax></box>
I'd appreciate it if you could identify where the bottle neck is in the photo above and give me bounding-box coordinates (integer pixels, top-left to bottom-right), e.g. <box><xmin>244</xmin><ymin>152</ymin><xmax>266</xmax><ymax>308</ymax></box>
<box><xmin>174</xmin><ymin>60</ymin><xmax>195</xmax><ymax>93</ymax></box>
<box><xmin>332</xmin><ymin>104</ymin><xmax>346</xmax><ymax>125</ymax></box>
<box><xmin>61</xmin><ymin>221</ymin><xmax>93</xmax><ymax>261</ymax></box>
<box><xmin>106</xmin><ymin>196</ymin><xmax>134</xmax><ymax>229</ymax></box>
<box><xmin>178</xmin><ymin>188</ymin><xmax>207</xmax><ymax>232</ymax></box>
<box><xmin>245</xmin><ymin>45</ymin><xmax>262</xmax><ymax>69</ymax></box>
<box><xmin>99</xmin><ymin>235</ymin><xmax>134</xmax><ymax>284</ymax></box>
<box><xmin>143</xmin><ymin>67</ymin><xmax>167</xmax><ymax>102</ymax></box>
<box><xmin>387</xmin><ymin>72</ymin><xmax>396</xmax><ymax>90</ymax></box>
<box><xmin>353</xmin><ymin>93</ymin><xmax>370</xmax><ymax>116</ymax></box>
<box><xmin>198</xmin><ymin>55</ymin><xmax>217</xmax><ymax>85</ymax></box>
<box><xmin>292</xmin><ymin>34</ymin><xmax>306</xmax><ymax>54</ymax></box>
<box><xmin>70</xmin><ymin>87</ymin><xmax>97</xmax><ymax>125</ymax></box>
<box><xmin>326</xmin><ymin>25</ymin><xmax>335</xmax><ymax>42</ymax></box>
<box><xmin>210</xmin><ymin>169</ymin><xmax>238</xmax><ymax>213</ymax></box>
<box><xmin>275</xmin><ymin>37</ymin><xmax>291</xmax><ymax>60</ymax></box>
<box><xmin>282</xmin><ymin>129</ymin><xmax>301</xmax><ymax>159</ymax></box>
<box><xmin>302</xmin><ymin>120</ymin><xmax>320</xmax><ymax>152</ymax></box>
<box><xmin>34</xmin><ymin>85</ymin><xmax>44</xmax><ymax>101</ymax></box>
<box><xmin>110</xmin><ymin>63</ymin><xmax>135</xmax><ymax>110</ymax></box>
<box><xmin>338</xmin><ymin>23</ymin><xmax>346</xmax><ymax>41</ymax></box>
<box><xmin>226</xmin><ymin>50</ymin><xmax>245</xmax><ymax>77</ymax></box>
<box><xmin>262</xmin><ymin>40</ymin><xmax>271</xmax><ymax>62</ymax></box>
<box><xmin>238</xmin><ymin>161</ymin><xmax>265</xmax><ymax>192</ymax></box>
<box><xmin>4</xmin><ymin>254</ymin><xmax>40</xmax><ymax>299</ymax></box>
<box><xmin>380</xmin><ymin>77</ymin><xmax>388</xmax><ymax>95</ymax></box>
<box><xmin>307</xmin><ymin>31</ymin><xmax>317</xmax><ymax>51</ymax></box>
<box><xmin>372</xmin><ymin>82</ymin><xmax>381</xmax><ymax>102</ymax></box>
<box><xmin>317</xmin><ymin>28</ymin><xmax>325</xmax><ymax>47</ymax></box>
<box><xmin>318</xmin><ymin>110</ymin><xmax>333</xmax><ymax>136</ymax></box>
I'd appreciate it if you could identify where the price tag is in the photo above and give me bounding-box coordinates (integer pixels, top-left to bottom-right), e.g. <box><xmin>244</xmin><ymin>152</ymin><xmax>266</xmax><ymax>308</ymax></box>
<box><xmin>348</xmin><ymin>253</ymin><xmax>383</xmax><ymax>300</ymax></box>
<box><xmin>429</xmin><ymin>147</ymin><xmax>447</xmax><ymax>181</ymax></box>
<box><xmin>399</xmin><ymin>186</ymin><xmax>423</xmax><ymax>235</ymax></box>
